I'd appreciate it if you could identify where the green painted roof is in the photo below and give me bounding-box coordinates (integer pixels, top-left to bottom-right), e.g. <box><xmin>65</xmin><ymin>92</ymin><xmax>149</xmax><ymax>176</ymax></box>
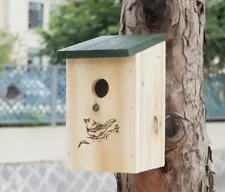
<box><xmin>58</xmin><ymin>34</ymin><xmax>165</xmax><ymax>59</ymax></box>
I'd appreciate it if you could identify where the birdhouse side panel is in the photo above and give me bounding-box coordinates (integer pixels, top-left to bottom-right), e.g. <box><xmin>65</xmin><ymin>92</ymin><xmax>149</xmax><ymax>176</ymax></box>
<box><xmin>135</xmin><ymin>42</ymin><xmax>166</xmax><ymax>172</ymax></box>
<box><xmin>66</xmin><ymin>57</ymin><xmax>139</xmax><ymax>173</ymax></box>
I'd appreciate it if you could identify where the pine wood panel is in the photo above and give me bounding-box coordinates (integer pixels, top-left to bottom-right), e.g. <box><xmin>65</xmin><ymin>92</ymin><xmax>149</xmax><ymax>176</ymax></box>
<box><xmin>136</xmin><ymin>42</ymin><xmax>165</xmax><ymax>172</ymax></box>
<box><xmin>66</xmin><ymin>56</ymin><xmax>137</xmax><ymax>173</ymax></box>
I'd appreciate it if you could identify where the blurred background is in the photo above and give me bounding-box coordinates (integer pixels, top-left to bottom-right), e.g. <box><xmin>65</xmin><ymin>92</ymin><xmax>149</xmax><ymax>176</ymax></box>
<box><xmin>0</xmin><ymin>0</ymin><xmax>224</xmax><ymax>191</ymax></box>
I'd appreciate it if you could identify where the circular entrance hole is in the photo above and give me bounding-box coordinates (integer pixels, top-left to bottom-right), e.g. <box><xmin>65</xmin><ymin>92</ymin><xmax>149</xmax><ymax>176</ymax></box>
<box><xmin>93</xmin><ymin>79</ymin><xmax>109</xmax><ymax>98</ymax></box>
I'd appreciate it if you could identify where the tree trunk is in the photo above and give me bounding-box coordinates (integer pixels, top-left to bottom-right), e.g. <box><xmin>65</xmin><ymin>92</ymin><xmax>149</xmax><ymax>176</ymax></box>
<box><xmin>116</xmin><ymin>0</ymin><xmax>215</xmax><ymax>191</ymax></box>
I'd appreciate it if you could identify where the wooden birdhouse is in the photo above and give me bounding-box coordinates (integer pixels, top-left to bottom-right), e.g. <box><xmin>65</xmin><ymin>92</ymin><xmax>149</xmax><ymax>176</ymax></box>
<box><xmin>58</xmin><ymin>34</ymin><xmax>166</xmax><ymax>173</ymax></box>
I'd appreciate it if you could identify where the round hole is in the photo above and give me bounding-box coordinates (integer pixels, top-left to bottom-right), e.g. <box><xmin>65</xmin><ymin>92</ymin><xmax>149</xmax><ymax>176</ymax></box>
<box><xmin>93</xmin><ymin>79</ymin><xmax>109</xmax><ymax>98</ymax></box>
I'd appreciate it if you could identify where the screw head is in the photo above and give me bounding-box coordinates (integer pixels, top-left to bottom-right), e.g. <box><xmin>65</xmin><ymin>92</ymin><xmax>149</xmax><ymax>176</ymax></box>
<box><xmin>92</xmin><ymin>104</ymin><xmax>100</xmax><ymax>112</ymax></box>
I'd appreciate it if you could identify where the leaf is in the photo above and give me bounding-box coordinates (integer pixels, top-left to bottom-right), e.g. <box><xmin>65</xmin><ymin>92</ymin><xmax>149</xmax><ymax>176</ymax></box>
<box><xmin>36</xmin><ymin>0</ymin><xmax>120</xmax><ymax>65</ymax></box>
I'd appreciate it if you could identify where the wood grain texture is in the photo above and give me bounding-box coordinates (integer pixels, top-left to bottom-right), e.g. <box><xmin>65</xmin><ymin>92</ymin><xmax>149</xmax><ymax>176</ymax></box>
<box><xmin>66</xmin><ymin>42</ymin><xmax>165</xmax><ymax>173</ymax></box>
<box><xmin>136</xmin><ymin>42</ymin><xmax>165</xmax><ymax>171</ymax></box>
<box><xmin>117</xmin><ymin>0</ymin><xmax>214</xmax><ymax>191</ymax></box>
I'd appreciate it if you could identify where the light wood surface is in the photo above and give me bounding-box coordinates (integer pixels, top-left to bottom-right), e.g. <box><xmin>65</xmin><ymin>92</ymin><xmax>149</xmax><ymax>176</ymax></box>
<box><xmin>66</xmin><ymin>42</ymin><xmax>165</xmax><ymax>173</ymax></box>
<box><xmin>136</xmin><ymin>42</ymin><xmax>165</xmax><ymax>171</ymax></box>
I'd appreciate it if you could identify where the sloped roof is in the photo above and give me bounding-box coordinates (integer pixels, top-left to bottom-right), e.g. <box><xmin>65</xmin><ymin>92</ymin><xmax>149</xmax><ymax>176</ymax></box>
<box><xmin>58</xmin><ymin>34</ymin><xmax>165</xmax><ymax>59</ymax></box>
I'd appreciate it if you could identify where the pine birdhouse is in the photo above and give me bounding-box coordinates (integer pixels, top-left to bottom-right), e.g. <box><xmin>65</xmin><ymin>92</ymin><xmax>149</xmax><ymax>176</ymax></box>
<box><xmin>58</xmin><ymin>34</ymin><xmax>166</xmax><ymax>173</ymax></box>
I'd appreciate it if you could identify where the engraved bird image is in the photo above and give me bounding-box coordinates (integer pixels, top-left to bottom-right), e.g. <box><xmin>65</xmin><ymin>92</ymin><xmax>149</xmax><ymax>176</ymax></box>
<box><xmin>78</xmin><ymin>118</ymin><xmax>119</xmax><ymax>148</ymax></box>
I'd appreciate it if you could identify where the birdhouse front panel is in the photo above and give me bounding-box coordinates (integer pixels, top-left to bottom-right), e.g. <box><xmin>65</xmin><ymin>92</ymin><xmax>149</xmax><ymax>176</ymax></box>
<box><xmin>58</xmin><ymin>34</ymin><xmax>166</xmax><ymax>173</ymax></box>
<box><xmin>66</xmin><ymin>56</ymin><xmax>138</xmax><ymax>173</ymax></box>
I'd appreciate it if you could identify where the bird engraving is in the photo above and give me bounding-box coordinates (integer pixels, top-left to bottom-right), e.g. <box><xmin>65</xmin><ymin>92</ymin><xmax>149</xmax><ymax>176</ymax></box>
<box><xmin>78</xmin><ymin>118</ymin><xmax>119</xmax><ymax>148</ymax></box>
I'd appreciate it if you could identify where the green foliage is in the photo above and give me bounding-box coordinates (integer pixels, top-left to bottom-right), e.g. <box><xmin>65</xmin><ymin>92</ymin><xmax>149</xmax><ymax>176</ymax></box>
<box><xmin>37</xmin><ymin>0</ymin><xmax>225</xmax><ymax>70</ymax></box>
<box><xmin>205</xmin><ymin>0</ymin><xmax>225</xmax><ymax>71</ymax></box>
<box><xmin>0</xmin><ymin>30</ymin><xmax>18</xmax><ymax>65</ymax></box>
<box><xmin>37</xmin><ymin>0</ymin><xmax>120</xmax><ymax>64</ymax></box>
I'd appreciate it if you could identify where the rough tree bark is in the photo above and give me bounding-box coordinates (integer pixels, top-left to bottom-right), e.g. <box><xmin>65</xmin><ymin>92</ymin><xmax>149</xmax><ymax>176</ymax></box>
<box><xmin>116</xmin><ymin>0</ymin><xmax>215</xmax><ymax>191</ymax></box>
